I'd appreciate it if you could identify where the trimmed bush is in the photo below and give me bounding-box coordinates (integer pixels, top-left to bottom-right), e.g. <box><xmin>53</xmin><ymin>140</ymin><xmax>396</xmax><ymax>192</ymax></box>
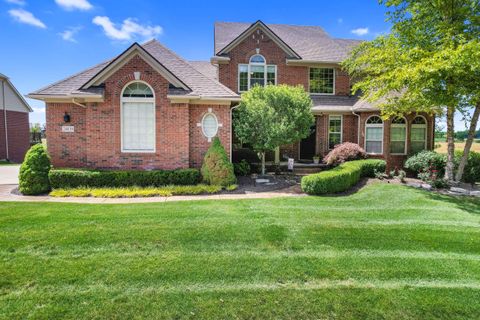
<box><xmin>404</xmin><ymin>150</ymin><xmax>446</xmax><ymax>176</ymax></box>
<box><xmin>323</xmin><ymin>142</ymin><xmax>366</xmax><ymax>166</ymax></box>
<box><xmin>301</xmin><ymin>159</ymin><xmax>386</xmax><ymax>195</ymax></box>
<box><xmin>19</xmin><ymin>144</ymin><xmax>51</xmax><ymax>195</ymax></box>
<box><xmin>234</xmin><ymin>159</ymin><xmax>250</xmax><ymax>176</ymax></box>
<box><xmin>49</xmin><ymin>184</ymin><xmax>222</xmax><ymax>198</ymax></box>
<box><xmin>49</xmin><ymin>168</ymin><xmax>200</xmax><ymax>189</ymax></box>
<box><xmin>201</xmin><ymin>137</ymin><xmax>236</xmax><ymax>186</ymax></box>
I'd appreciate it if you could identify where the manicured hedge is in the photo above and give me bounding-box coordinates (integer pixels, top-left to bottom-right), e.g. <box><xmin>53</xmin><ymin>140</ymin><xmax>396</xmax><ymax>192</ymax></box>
<box><xmin>49</xmin><ymin>168</ymin><xmax>201</xmax><ymax>189</ymax></box>
<box><xmin>19</xmin><ymin>144</ymin><xmax>51</xmax><ymax>195</ymax></box>
<box><xmin>301</xmin><ymin>159</ymin><xmax>386</xmax><ymax>195</ymax></box>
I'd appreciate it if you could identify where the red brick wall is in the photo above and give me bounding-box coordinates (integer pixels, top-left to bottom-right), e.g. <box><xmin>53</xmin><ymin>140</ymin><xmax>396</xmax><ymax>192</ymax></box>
<box><xmin>218</xmin><ymin>27</ymin><xmax>350</xmax><ymax>96</ymax></box>
<box><xmin>46</xmin><ymin>54</ymin><xmax>231</xmax><ymax>170</ymax></box>
<box><xmin>189</xmin><ymin>105</ymin><xmax>231</xmax><ymax>168</ymax></box>
<box><xmin>0</xmin><ymin>110</ymin><xmax>30</xmax><ymax>163</ymax></box>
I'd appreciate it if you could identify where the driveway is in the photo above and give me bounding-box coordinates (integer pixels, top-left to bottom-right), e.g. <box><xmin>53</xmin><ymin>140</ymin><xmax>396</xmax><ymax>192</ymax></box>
<box><xmin>0</xmin><ymin>165</ymin><xmax>20</xmax><ymax>185</ymax></box>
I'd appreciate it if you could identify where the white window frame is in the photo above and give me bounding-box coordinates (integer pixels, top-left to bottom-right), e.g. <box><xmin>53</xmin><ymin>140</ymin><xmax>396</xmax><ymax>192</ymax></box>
<box><xmin>328</xmin><ymin>115</ymin><xmax>343</xmax><ymax>149</ymax></box>
<box><xmin>411</xmin><ymin>115</ymin><xmax>428</xmax><ymax>152</ymax></box>
<box><xmin>120</xmin><ymin>80</ymin><xmax>156</xmax><ymax>153</ymax></box>
<box><xmin>201</xmin><ymin>112</ymin><xmax>219</xmax><ymax>141</ymax></box>
<box><xmin>309</xmin><ymin>67</ymin><xmax>335</xmax><ymax>95</ymax></box>
<box><xmin>238</xmin><ymin>54</ymin><xmax>277</xmax><ymax>92</ymax></box>
<box><xmin>365</xmin><ymin>115</ymin><xmax>384</xmax><ymax>155</ymax></box>
<box><xmin>390</xmin><ymin>117</ymin><xmax>407</xmax><ymax>155</ymax></box>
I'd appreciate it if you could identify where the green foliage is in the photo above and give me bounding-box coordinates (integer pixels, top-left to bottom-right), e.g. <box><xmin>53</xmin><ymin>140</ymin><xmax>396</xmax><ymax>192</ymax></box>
<box><xmin>201</xmin><ymin>137</ymin><xmax>236</xmax><ymax>187</ymax></box>
<box><xmin>455</xmin><ymin>151</ymin><xmax>480</xmax><ymax>184</ymax></box>
<box><xmin>225</xmin><ymin>184</ymin><xmax>238</xmax><ymax>191</ymax></box>
<box><xmin>405</xmin><ymin>151</ymin><xmax>447</xmax><ymax>176</ymax></box>
<box><xmin>49</xmin><ymin>184</ymin><xmax>223</xmax><ymax>198</ymax></box>
<box><xmin>301</xmin><ymin>159</ymin><xmax>386</xmax><ymax>195</ymax></box>
<box><xmin>233</xmin><ymin>159</ymin><xmax>250</xmax><ymax>176</ymax></box>
<box><xmin>18</xmin><ymin>144</ymin><xmax>51</xmax><ymax>195</ymax></box>
<box><xmin>234</xmin><ymin>85</ymin><xmax>314</xmax><ymax>174</ymax></box>
<box><xmin>49</xmin><ymin>168</ymin><xmax>200</xmax><ymax>188</ymax></box>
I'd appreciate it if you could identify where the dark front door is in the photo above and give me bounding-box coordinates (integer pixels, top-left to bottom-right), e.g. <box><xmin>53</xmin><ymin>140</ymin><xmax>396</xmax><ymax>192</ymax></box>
<box><xmin>300</xmin><ymin>125</ymin><xmax>316</xmax><ymax>160</ymax></box>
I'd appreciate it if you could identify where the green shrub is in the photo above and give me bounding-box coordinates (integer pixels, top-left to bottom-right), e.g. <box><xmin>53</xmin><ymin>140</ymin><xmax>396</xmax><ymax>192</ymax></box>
<box><xmin>301</xmin><ymin>159</ymin><xmax>385</xmax><ymax>195</ymax></box>
<box><xmin>49</xmin><ymin>168</ymin><xmax>200</xmax><ymax>189</ymax></box>
<box><xmin>404</xmin><ymin>150</ymin><xmax>446</xmax><ymax>176</ymax></box>
<box><xmin>18</xmin><ymin>144</ymin><xmax>51</xmax><ymax>195</ymax></box>
<box><xmin>201</xmin><ymin>137</ymin><xmax>236</xmax><ymax>186</ymax></box>
<box><xmin>49</xmin><ymin>184</ymin><xmax>223</xmax><ymax>198</ymax></box>
<box><xmin>234</xmin><ymin>159</ymin><xmax>250</xmax><ymax>176</ymax></box>
<box><xmin>455</xmin><ymin>151</ymin><xmax>480</xmax><ymax>184</ymax></box>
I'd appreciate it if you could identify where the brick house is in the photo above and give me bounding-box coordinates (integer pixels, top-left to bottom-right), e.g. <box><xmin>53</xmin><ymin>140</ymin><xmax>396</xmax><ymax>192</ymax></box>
<box><xmin>1</xmin><ymin>73</ymin><xmax>32</xmax><ymax>163</ymax></box>
<box><xmin>29</xmin><ymin>20</ymin><xmax>434</xmax><ymax>170</ymax></box>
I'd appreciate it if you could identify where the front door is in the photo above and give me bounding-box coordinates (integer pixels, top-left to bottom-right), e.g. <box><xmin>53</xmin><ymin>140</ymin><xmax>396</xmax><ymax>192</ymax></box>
<box><xmin>300</xmin><ymin>125</ymin><xmax>316</xmax><ymax>160</ymax></box>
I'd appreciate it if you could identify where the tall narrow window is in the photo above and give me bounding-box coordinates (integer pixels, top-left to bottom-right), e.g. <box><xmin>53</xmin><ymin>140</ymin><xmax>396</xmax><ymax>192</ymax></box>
<box><xmin>121</xmin><ymin>82</ymin><xmax>155</xmax><ymax>152</ymax></box>
<box><xmin>365</xmin><ymin>116</ymin><xmax>383</xmax><ymax>154</ymax></box>
<box><xmin>328</xmin><ymin>115</ymin><xmax>342</xmax><ymax>149</ymax></box>
<box><xmin>390</xmin><ymin>117</ymin><xmax>407</xmax><ymax>154</ymax></box>
<box><xmin>411</xmin><ymin>116</ymin><xmax>427</xmax><ymax>153</ymax></box>
<box><xmin>309</xmin><ymin>68</ymin><xmax>335</xmax><ymax>94</ymax></box>
<box><xmin>238</xmin><ymin>54</ymin><xmax>276</xmax><ymax>92</ymax></box>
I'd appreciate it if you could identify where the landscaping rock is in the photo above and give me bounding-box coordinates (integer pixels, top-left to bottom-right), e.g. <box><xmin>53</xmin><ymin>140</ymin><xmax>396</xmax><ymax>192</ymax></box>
<box><xmin>255</xmin><ymin>178</ymin><xmax>270</xmax><ymax>184</ymax></box>
<box><xmin>450</xmin><ymin>187</ymin><xmax>470</xmax><ymax>195</ymax></box>
<box><xmin>407</xmin><ymin>182</ymin><xmax>422</xmax><ymax>188</ymax></box>
<box><xmin>421</xmin><ymin>184</ymin><xmax>432</xmax><ymax>191</ymax></box>
<box><xmin>470</xmin><ymin>191</ymin><xmax>480</xmax><ymax>197</ymax></box>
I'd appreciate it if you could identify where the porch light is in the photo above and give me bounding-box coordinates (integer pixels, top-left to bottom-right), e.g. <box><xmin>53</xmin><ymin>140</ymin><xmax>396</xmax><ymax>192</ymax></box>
<box><xmin>63</xmin><ymin>112</ymin><xmax>71</xmax><ymax>123</ymax></box>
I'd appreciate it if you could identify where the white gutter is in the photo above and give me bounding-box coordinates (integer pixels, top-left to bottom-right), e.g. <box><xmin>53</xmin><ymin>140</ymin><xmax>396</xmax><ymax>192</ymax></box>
<box><xmin>2</xmin><ymin>79</ymin><xmax>8</xmax><ymax>160</ymax></box>
<box><xmin>71</xmin><ymin>98</ymin><xmax>87</xmax><ymax>109</ymax></box>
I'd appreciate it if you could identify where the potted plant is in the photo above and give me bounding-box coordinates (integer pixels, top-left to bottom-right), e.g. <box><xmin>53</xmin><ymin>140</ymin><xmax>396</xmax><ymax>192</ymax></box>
<box><xmin>313</xmin><ymin>155</ymin><xmax>320</xmax><ymax>164</ymax></box>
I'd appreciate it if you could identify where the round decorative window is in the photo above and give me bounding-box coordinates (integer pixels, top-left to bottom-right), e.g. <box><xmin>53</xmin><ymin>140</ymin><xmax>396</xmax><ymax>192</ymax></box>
<box><xmin>201</xmin><ymin>113</ymin><xmax>218</xmax><ymax>138</ymax></box>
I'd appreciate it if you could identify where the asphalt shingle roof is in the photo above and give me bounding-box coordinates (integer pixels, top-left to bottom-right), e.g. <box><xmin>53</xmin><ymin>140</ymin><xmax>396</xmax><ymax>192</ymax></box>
<box><xmin>31</xmin><ymin>40</ymin><xmax>237</xmax><ymax>99</ymax></box>
<box><xmin>188</xmin><ymin>61</ymin><xmax>218</xmax><ymax>80</ymax></box>
<box><xmin>215</xmin><ymin>21</ymin><xmax>362</xmax><ymax>62</ymax></box>
<box><xmin>311</xmin><ymin>94</ymin><xmax>377</xmax><ymax>112</ymax></box>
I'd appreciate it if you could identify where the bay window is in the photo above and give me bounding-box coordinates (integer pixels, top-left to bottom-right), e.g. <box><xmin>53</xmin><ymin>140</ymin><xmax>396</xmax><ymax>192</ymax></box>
<box><xmin>365</xmin><ymin>116</ymin><xmax>383</xmax><ymax>154</ymax></box>
<box><xmin>390</xmin><ymin>117</ymin><xmax>407</xmax><ymax>154</ymax></box>
<box><xmin>238</xmin><ymin>54</ymin><xmax>277</xmax><ymax>92</ymax></box>
<box><xmin>411</xmin><ymin>116</ymin><xmax>427</xmax><ymax>153</ymax></box>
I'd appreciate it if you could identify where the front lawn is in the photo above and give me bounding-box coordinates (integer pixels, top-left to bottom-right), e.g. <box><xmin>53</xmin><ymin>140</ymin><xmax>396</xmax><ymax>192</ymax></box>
<box><xmin>1</xmin><ymin>183</ymin><xmax>480</xmax><ymax>319</ymax></box>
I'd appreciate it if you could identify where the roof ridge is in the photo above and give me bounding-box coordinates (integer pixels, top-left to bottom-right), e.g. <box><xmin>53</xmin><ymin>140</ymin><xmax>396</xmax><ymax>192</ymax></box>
<box><xmin>31</xmin><ymin>59</ymin><xmax>111</xmax><ymax>95</ymax></box>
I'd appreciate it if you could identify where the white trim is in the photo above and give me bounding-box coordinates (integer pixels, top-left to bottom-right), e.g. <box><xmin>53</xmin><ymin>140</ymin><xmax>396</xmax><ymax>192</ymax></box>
<box><xmin>120</xmin><ymin>81</ymin><xmax>156</xmax><ymax>153</ymax></box>
<box><xmin>328</xmin><ymin>114</ymin><xmax>343</xmax><ymax>150</ymax></box>
<box><xmin>201</xmin><ymin>112</ymin><xmax>219</xmax><ymax>142</ymax></box>
<box><xmin>390</xmin><ymin>117</ymin><xmax>408</xmax><ymax>155</ymax></box>
<box><xmin>308</xmin><ymin>67</ymin><xmax>335</xmax><ymax>95</ymax></box>
<box><xmin>411</xmin><ymin>115</ymin><xmax>428</xmax><ymax>152</ymax></box>
<box><xmin>364</xmin><ymin>115</ymin><xmax>384</xmax><ymax>155</ymax></box>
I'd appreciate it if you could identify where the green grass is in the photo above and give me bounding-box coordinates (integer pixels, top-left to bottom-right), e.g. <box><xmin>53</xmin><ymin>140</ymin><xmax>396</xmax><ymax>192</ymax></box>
<box><xmin>1</xmin><ymin>183</ymin><xmax>480</xmax><ymax>319</ymax></box>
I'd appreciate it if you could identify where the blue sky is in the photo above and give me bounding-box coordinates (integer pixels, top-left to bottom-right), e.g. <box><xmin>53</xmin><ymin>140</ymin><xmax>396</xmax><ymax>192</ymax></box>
<box><xmin>0</xmin><ymin>0</ymin><xmax>466</xmax><ymax>130</ymax></box>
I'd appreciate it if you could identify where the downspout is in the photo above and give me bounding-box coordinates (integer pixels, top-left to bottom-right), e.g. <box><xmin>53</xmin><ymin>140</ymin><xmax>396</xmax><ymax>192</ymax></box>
<box><xmin>229</xmin><ymin>104</ymin><xmax>240</xmax><ymax>161</ymax></box>
<box><xmin>351</xmin><ymin>108</ymin><xmax>361</xmax><ymax>145</ymax></box>
<box><xmin>2</xmin><ymin>79</ymin><xmax>8</xmax><ymax>161</ymax></box>
<box><xmin>71</xmin><ymin>98</ymin><xmax>87</xmax><ymax>109</ymax></box>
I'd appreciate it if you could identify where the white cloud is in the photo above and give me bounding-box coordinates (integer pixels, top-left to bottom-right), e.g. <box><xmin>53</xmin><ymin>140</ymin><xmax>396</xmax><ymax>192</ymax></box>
<box><xmin>59</xmin><ymin>26</ymin><xmax>82</xmax><ymax>42</ymax></box>
<box><xmin>351</xmin><ymin>27</ymin><xmax>369</xmax><ymax>36</ymax></box>
<box><xmin>92</xmin><ymin>16</ymin><xmax>162</xmax><ymax>41</ymax></box>
<box><xmin>5</xmin><ymin>0</ymin><xmax>26</xmax><ymax>5</ymax></box>
<box><xmin>9</xmin><ymin>9</ymin><xmax>46</xmax><ymax>28</ymax></box>
<box><xmin>55</xmin><ymin>0</ymin><xmax>92</xmax><ymax>11</ymax></box>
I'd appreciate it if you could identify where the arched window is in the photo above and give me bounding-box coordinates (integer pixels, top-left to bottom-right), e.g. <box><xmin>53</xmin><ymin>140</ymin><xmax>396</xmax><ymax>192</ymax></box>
<box><xmin>365</xmin><ymin>116</ymin><xmax>383</xmax><ymax>154</ymax></box>
<box><xmin>238</xmin><ymin>54</ymin><xmax>276</xmax><ymax>92</ymax></box>
<box><xmin>121</xmin><ymin>81</ymin><xmax>155</xmax><ymax>152</ymax></box>
<box><xmin>390</xmin><ymin>117</ymin><xmax>407</xmax><ymax>154</ymax></box>
<box><xmin>201</xmin><ymin>113</ymin><xmax>219</xmax><ymax>140</ymax></box>
<box><xmin>411</xmin><ymin>116</ymin><xmax>427</xmax><ymax>153</ymax></box>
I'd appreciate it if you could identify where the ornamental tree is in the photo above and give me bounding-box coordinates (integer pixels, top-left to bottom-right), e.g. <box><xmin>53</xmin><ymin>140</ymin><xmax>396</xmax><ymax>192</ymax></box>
<box><xmin>343</xmin><ymin>0</ymin><xmax>480</xmax><ymax>183</ymax></box>
<box><xmin>234</xmin><ymin>85</ymin><xmax>314</xmax><ymax>175</ymax></box>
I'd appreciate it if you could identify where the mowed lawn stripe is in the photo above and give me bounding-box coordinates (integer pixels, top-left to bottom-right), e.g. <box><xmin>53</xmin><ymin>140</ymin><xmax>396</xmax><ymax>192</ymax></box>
<box><xmin>1</xmin><ymin>183</ymin><xmax>480</xmax><ymax>318</ymax></box>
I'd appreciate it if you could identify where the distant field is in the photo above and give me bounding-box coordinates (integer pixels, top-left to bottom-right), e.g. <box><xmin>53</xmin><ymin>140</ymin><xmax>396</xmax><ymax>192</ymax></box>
<box><xmin>435</xmin><ymin>141</ymin><xmax>480</xmax><ymax>153</ymax></box>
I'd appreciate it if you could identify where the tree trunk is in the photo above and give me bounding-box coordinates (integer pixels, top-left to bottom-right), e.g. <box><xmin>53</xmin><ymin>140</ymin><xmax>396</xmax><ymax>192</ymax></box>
<box><xmin>261</xmin><ymin>151</ymin><xmax>266</xmax><ymax>176</ymax></box>
<box><xmin>444</xmin><ymin>106</ymin><xmax>455</xmax><ymax>182</ymax></box>
<box><xmin>455</xmin><ymin>103</ymin><xmax>480</xmax><ymax>183</ymax></box>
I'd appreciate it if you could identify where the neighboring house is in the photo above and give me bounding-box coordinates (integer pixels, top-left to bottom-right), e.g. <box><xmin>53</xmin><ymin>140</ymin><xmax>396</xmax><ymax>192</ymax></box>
<box><xmin>29</xmin><ymin>20</ymin><xmax>434</xmax><ymax>170</ymax></box>
<box><xmin>0</xmin><ymin>73</ymin><xmax>32</xmax><ymax>163</ymax></box>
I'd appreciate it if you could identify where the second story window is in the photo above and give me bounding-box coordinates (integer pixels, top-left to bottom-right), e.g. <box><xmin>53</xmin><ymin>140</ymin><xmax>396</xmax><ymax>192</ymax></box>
<box><xmin>309</xmin><ymin>68</ymin><xmax>335</xmax><ymax>94</ymax></box>
<box><xmin>238</xmin><ymin>54</ymin><xmax>277</xmax><ymax>92</ymax></box>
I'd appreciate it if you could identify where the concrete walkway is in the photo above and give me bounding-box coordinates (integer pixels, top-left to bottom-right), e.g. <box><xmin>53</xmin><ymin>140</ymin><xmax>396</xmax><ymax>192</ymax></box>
<box><xmin>0</xmin><ymin>165</ymin><xmax>20</xmax><ymax>185</ymax></box>
<box><xmin>0</xmin><ymin>184</ymin><xmax>305</xmax><ymax>204</ymax></box>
